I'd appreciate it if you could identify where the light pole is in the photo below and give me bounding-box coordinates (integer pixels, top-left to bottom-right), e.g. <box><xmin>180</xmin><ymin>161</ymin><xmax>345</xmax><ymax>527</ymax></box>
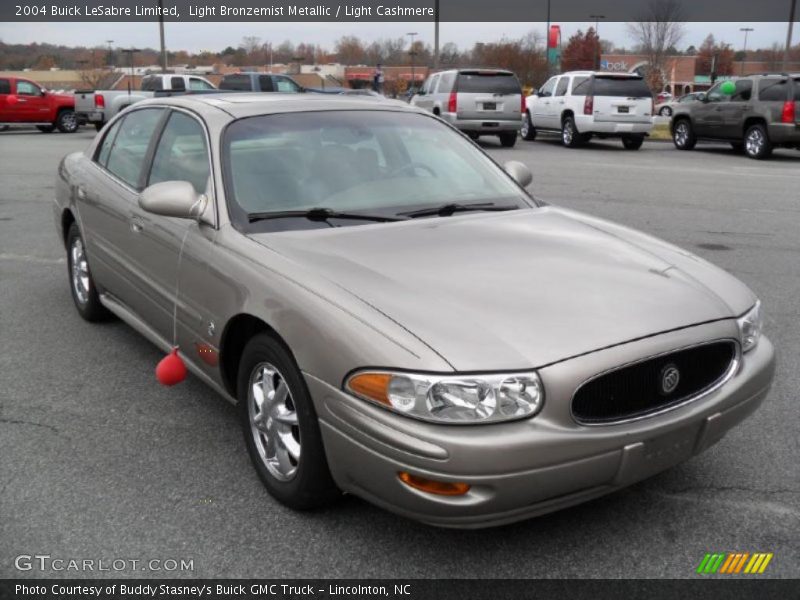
<box><xmin>545</xmin><ymin>0</ymin><xmax>551</xmax><ymax>76</ymax></box>
<box><xmin>590</xmin><ymin>14</ymin><xmax>605</xmax><ymax>70</ymax></box>
<box><xmin>407</xmin><ymin>32</ymin><xmax>418</xmax><ymax>91</ymax></box>
<box><xmin>784</xmin><ymin>0</ymin><xmax>797</xmax><ymax>70</ymax></box>
<box><xmin>121</xmin><ymin>48</ymin><xmax>141</xmax><ymax>96</ymax></box>
<box><xmin>158</xmin><ymin>0</ymin><xmax>167</xmax><ymax>73</ymax></box>
<box><xmin>105</xmin><ymin>40</ymin><xmax>114</xmax><ymax>68</ymax></box>
<box><xmin>739</xmin><ymin>27</ymin><xmax>754</xmax><ymax>76</ymax></box>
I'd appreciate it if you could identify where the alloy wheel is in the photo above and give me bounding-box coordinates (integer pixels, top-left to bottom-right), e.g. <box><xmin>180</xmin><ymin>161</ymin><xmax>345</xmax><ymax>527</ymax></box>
<box><xmin>248</xmin><ymin>362</ymin><xmax>301</xmax><ymax>481</ymax></box>
<box><xmin>562</xmin><ymin>121</ymin><xmax>574</xmax><ymax>145</ymax></box>
<box><xmin>745</xmin><ymin>128</ymin><xmax>764</xmax><ymax>157</ymax></box>
<box><xmin>675</xmin><ymin>122</ymin><xmax>689</xmax><ymax>146</ymax></box>
<box><xmin>70</xmin><ymin>237</ymin><xmax>90</xmax><ymax>304</ymax></box>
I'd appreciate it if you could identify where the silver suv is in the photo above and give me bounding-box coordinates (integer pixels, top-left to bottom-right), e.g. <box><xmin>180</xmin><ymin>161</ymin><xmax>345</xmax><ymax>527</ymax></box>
<box><xmin>411</xmin><ymin>69</ymin><xmax>523</xmax><ymax>147</ymax></box>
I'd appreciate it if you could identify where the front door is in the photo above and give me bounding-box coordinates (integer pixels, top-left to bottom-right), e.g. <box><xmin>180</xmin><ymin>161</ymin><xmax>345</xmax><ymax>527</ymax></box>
<box><xmin>532</xmin><ymin>77</ymin><xmax>558</xmax><ymax>129</ymax></box>
<box><xmin>693</xmin><ymin>83</ymin><xmax>726</xmax><ymax>137</ymax></box>
<box><xmin>14</xmin><ymin>79</ymin><xmax>50</xmax><ymax>123</ymax></box>
<box><xmin>719</xmin><ymin>79</ymin><xmax>753</xmax><ymax>139</ymax></box>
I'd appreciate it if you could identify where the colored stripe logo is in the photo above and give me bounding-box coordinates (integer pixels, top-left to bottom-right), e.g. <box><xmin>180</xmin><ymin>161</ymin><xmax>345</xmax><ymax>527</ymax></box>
<box><xmin>697</xmin><ymin>552</ymin><xmax>773</xmax><ymax>574</ymax></box>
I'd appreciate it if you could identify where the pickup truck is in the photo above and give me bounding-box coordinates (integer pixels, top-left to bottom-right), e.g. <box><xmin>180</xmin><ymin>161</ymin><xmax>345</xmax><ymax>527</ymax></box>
<box><xmin>218</xmin><ymin>72</ymin><xmax>306</xmax><ymax>93</ymax></box>
<box><xmin>0</xmin><ymin>76</ymin><xmax>80</xmax><ymax>133</ymax></box>
<box><xmin>75</xmin><ymin>73</ymin><xmax>216</xmax><ymax>131</ymax></box>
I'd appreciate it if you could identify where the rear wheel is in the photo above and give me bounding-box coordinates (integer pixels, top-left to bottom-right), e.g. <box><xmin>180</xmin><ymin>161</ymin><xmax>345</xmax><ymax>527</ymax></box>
<box><xmin>672</xmin><ymin>119</ymin><xmax>696</xmax><ymax>150</ymax></box>
<box><xmin>37</xmin><ymin>125</ymin><xmax>56</xmax><ymax>133</ymax></box>
<box><xmin>238</xmin><ymin>333</ymin><xmax>340</xmax><ymax>510</ymax></box>
<box><xmin>499</xmin><ymin>132</ymin><xmax>517</xmax><ymax>148</ymax></box>
<box><xmin>520</xmin><ymin>111</ymin><xmax>537</xmax><ymax>141</ymax></box>
<box><xmin>561</xmin><ymin>116</ymin><xmax>583</xmax><ymax>148</ymax></box>
<box><xmin>622</xmin><ymin>135</ymin><xmax>644</xmax><ymax>150</ymax></box>
<box><xmin>66</xmin><ymin>223</ymin><xmax>110</xmax><ymax>322</ymax></box>
<box><xmin>56</xmin><ymin>110</ymin><xmax>79</xmax><ymax>133</ymax></box>
<box><xmin>743</xmin><ymin>124</ymin><xmax>772</xmax><ymax>160</ymax></box>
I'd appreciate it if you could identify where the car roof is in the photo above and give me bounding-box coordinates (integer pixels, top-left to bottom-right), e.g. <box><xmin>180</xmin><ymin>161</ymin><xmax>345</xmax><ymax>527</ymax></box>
<box><xmin>134</xmin><ymin>93</ymin><xmax>419</xmax><ymax>119</ymax></box>
<box><xmin>558</xmin><ymin>70</ymin><xmax>643</xmax><ymax>78</ymax></box>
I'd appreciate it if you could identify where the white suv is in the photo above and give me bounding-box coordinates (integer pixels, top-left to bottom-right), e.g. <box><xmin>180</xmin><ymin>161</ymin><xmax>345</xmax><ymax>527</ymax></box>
<box><xmin>521</xmin><ymin>71</ymin><xmax>654</xmax><ymax>149</ymax></box>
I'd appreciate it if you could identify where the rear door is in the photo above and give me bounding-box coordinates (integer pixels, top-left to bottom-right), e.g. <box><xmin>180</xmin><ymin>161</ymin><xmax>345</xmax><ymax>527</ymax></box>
<box><xmin>591</xmin><ymin>75</ymin><xmax>653</xmax><ymax>125</ymax></box>
<box><xmin>456</xmin><ymin>70</ymin><xmax>521</xmax><ymax>123</ymax></box>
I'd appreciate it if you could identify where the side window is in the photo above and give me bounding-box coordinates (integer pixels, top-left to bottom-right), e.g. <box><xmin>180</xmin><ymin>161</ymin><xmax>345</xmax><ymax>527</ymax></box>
<box><xmin>0</xmin><ymin>79</ymin><xmax>11</xmax><ymax>94</ymax></box>
<box><xmin>758</xmin><ymin>78</ymin><xmax>788</xmax><ymax>101</ymax></box>
<box><xmin>421</xmin><ymin>77</ymin><xmax>432</xmax><ymax>94</ymax></box>
<box><xmin>148</xmin><ymin>111</ymin><xmax>210</xmax><ymax>194</ymax></box>
<box><xmin>571</xmin><ymin>76</ymin><xmax>590</xmax><ymax>95</ymax></box>
<box><xmin>105</xmin><ymin>109</ymin><xmax>164</xmax><ymax>189</ymax></box>
<box><xmin>706</xmin><ymin>82</ymin><xmax>729</xmax><ymax>103</ymax></box>
<box><xmin>555</xmin><ymin>77</ymin><xmax>569</xmax><ymax>97</ymax></box>
<box><xmin>170</xmin><ymin>77</ymin><xmax>186</xmax><ymax>91</ymax></box>
<box><xmin>141</xmin><ymin>77</ymin><xmax>162</xmax><ymax>91</ymax></box>
<box><xmin>95</xmin><ymin>118</ymin><xmax>124</xmax><ymax>167</ymax></box>
<box><xmin>189</xmin><ymin>78</ymin><xmax>214</xmax><ymax>91</ymax></box>
<box><xmin>540</xmin><ymin>77</ymin><xmax>557</xmax><ymax>97</ymax></box>
<box><xmin>16</xmin><ymin>81</ymin><xmax>41</xmax><ymax>96</ymax></box>
<box><xmin>428</xmin><ymin>74</ymin><xmax>440</xmax><ymax>94</ymax></box>
<box><xmin>436</xmin><ymin>72</ymin><xmax>455</xmax><ymax>94</ymax></box>
<box><xmin>220</xmin><ymin>75</ymin><xmax>250</xmax><ymax>91</ymax></box>
<box><xmin>274</xmin><ymin>77</ymin><xmax>300</xmax><ymax>93</ymax></box>
<box><xmin>731</xmin><ymin>80</ymin><xmax>752</xmax><ymax>101</ymax></box>
<box><xmin>258</xmin><ymin>76</ymin><xmax>274</xmax><ymax>92</ymax></box>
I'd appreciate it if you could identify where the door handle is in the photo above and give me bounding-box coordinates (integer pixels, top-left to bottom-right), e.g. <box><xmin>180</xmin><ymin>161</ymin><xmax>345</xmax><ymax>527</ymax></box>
<box><xmin>17</xmin><ymin>98</ymin><xmax>28</xmax><ymax>103</ymax></box>
<box><xmin>130</xmin><ymin>217</ymin><xmax>144</xmax><ymax>234</ymax></box>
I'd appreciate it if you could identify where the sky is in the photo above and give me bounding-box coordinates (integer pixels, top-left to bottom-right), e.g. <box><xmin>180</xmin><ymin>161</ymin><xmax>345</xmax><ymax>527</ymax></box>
<box><xmin>0</xmin><ymin>21</ymin><xmax>793</xmax><ymax>55</ymax></box>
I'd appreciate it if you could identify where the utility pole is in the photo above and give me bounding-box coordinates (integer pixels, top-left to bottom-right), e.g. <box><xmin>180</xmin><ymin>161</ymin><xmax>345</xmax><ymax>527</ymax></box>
<box><xmin>158</xmin><ymin>0</ymin><xmax>167</xmax><ymax>73</ymax></box>
<box><xmin>739</xmin><ymin>27</ymin><xmax>753</xmax><ymax>76</ymax></box>
<box><xmin>545</xmin><ymin>0</ymin><xmax>551</xmax><ymax>76</ymax></box>
<box><xmin>590</xmin><ymin>14</ymin><xmax>606</xmax><ymax>70</ymax></box>
<box><xmin>434</xmin><ymin>0</ymin><xmax>440</xmax><ymax>70</ymax></box>
<box><xmin>785</xmin><ymin>0</ymin><xmax>797</xmax><ymax>70</ymax></box>
<box><xmin>407</xmin><ymin>32</ymin><xmax>418</xmax><ymax>91</ymax></box>
<box><xmin>106</xmin><ymin>40</ymin><xmax>114</xmax><ymax>68</ymax></box>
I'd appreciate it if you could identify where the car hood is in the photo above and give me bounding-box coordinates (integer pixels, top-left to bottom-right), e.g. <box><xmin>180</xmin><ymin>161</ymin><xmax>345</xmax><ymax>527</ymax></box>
<box><xmin>249</xmin><ymin>207</ymin><xmax>753</xmax><ymax>371</ymax></box>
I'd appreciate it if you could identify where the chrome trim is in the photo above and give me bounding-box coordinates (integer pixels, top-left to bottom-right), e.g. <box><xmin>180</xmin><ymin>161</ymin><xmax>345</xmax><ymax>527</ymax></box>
<box><xmin>570</xmin><ymin>338</ymin><xmax>741</xmax><ymax>427</ymax></box>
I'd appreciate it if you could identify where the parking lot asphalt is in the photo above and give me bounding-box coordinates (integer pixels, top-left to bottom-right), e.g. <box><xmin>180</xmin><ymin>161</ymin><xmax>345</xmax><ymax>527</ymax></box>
<box><xmin>1</xmin><ymin>128</ymin><xmax>798</xmax><ymax>579</ymax></box>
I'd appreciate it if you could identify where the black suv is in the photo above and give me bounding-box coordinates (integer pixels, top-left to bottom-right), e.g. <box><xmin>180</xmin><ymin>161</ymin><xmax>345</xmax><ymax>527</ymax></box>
<box><xmin>671</xmin><ymin>73</ymin><xmax>800</xmax><ymax>159</ymax></box>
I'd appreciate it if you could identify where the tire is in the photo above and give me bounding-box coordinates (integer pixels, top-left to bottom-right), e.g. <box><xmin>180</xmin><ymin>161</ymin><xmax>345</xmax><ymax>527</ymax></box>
<box><xmin>520</xmin><ymin>111</ymin><xmax>537</xmax><ymax>141</ymax></box>
<box><xmin>659</xmin><ymin>106</ymin><xmax>673</xmax><ymax>117</ymax></box>
<box><xmin>622</xmin><ymin>135</ymin><xmax>644</xmax><ymax>150</ymax></box>
<box><xmin>499</xmin><ymin>132</ymin><xmax>517</xmax><ymax>148</ymax></box>
<box><xmin>561</xmin><ymin>116</ymin><xmax>583</xmax><ymax>148</ymax></box>
<box><xmin>730</xmin><ymin>141</ymin><xmax>745</xmax><ymax>153</ymax></box>
<box><xmin>94</xmin><ymin>122</ymin><xmax>104</xmax><ymax>132</ymax></box>
<box><xmin>66</xmin><ymin>223</ymin><xmax>111</xmax><ymax>322</ymax></box>
<box><xmin>37</xmin><ymin>125</ymin><xmax>56</xmax><ymax>133</ymax></box>
<box><xmin>743</xmin><ymin>123</ymin><xmax>772</xmax><ymax>160</ymax></box>
<box><xmin>237</xmin><ymin>333</ymin><xmax>340</xmax><ymax>510</ymax></box>
<box><xmin>672</xmin><ymin>119</ymin><xmax>696</xmax><ymax>150</ymax></box>
<box><xmin>56</xmin><ymin>109</ymin><xmax>79</xmax><ymax>133</ymax></box>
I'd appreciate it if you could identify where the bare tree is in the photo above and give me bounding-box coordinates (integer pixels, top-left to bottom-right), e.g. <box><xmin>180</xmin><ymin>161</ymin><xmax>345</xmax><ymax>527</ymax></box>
<box><xmin>626</xmin><ymin>0</ymin><xmax>685</xmax><ymax>90</ymax></box>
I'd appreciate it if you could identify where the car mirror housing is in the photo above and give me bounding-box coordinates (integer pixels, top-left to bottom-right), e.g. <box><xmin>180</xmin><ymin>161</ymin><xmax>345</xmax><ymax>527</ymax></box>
<box><xmin>139</xmin><ymin>181</ymin><xmax>207</xmax><ymax>221</ymax></box>
<box><xmin>696</xmin><ymin>92</ymin><xmax>708</xmax><ymax>103</ymax></box>
<box><xmin>503</xmin><ymin>160</ymin><xmax>533</xmax><ymax>188</ymax></box>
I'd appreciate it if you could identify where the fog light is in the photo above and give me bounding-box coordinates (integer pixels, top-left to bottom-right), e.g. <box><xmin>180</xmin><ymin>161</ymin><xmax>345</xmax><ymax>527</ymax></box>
<box><xmin>398</xmin><ymin>472</ymin><xmax>471</xmax><ymax>496</ymax></box>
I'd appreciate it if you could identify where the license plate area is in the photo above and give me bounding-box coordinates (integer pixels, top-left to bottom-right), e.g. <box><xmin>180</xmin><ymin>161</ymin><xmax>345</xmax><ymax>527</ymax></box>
<box><xmin>618</xmin><ymin>106</ymin><xmax>630</xmax><ymax>114</ymax></box>
<box><xmin>483</xmin><ymin>102</ymin><xmax>497</xmax><ymax>110</ymax></box>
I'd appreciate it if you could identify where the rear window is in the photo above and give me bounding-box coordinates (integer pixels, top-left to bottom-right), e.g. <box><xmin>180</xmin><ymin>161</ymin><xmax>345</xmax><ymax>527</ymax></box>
<box><xmin>571</xmin><ymin>76</ymin><xmax>590</xmax><ymax>95</ymax></box>
<box><xmin>758</xmin><ymin>78</ymin><xmax>790</xmax><ymax>102</ymax></box>
<box><xmin>220</xmin><ymin>75</ymin><xmax>252</xmax><ymax>91</ymax></box>
<box><xmin>592</xmin><ymin>77</ymin><xmax>652</xmax><ymax>98</ymax></box>
<box><xmin>457</xmin><ymin>72</ymin><xmax>521</xmax><ymax>94</ymax></box>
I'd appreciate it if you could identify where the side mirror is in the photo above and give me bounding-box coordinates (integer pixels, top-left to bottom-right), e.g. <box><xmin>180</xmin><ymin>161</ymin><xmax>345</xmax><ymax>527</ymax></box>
<box><xmin>504</xmin><ymin>160</ymin><xmax>533</xmax><ymax>188</ymax></box>
<box><xmin>139</xmin><ymin>181</ymin><xmax>207</xmax><ymax>220</ymax></box>
<box><xmin>696</xmin><ymin>92</ymin><xmax>707</xmax><ymax>103</ymax></box>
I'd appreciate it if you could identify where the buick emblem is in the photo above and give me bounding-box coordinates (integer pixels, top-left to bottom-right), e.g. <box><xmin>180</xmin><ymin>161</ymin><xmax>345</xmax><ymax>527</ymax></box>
<box><xmin>660</xmin><ymin>364</ymin><xmax>680</xmax><ymax>395</ymax></box>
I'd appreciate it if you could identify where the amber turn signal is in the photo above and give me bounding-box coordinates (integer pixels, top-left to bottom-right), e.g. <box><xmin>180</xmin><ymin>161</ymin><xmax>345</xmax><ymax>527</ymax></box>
<box><xmin>347</xmin><ymin>372</ymin><xmax>392</xmax><ymax>405</ymax></box>
<box><xmin>398</xmin><ymin>472</ymin><xmax>471</xmax><ymax>496</ymax></box>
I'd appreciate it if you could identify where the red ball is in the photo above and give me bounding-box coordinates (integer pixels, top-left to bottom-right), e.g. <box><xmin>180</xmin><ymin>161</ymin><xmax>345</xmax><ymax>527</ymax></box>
<box><xmin>156</xmin><ymin>348</ymin><xmax>187</xmax><ymax>386</ymax></box>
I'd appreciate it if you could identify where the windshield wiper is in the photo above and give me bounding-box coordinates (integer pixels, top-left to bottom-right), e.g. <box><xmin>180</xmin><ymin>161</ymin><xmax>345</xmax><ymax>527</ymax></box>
<box><xmin>398</xmin><ymin>202</ymin><xmax>520</xmax><ymax>219</ymax></box>
<box><xmin>247</xmin><ymin>207</ymin><xmax>407</xmax><ymax>224</ymax></box>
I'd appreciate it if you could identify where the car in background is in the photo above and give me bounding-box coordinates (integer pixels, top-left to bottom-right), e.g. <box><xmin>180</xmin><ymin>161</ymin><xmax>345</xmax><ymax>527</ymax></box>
<box><xmin>522</xmin><ymin>71</ymin><xmax>654</xmax><ymax>150</ymax></box>
<box><xmin>655</xmin><ymin>91</ymin><xmax>673</xmax><ymax>104</ymax></box>
<box><xmin>0</xmin><ymin>76</ymin><xmax>79</xmax><ymax>133</ymax></box>
<box><xmin>671</xmin><ymin>73</ymin><xmax>800</xmax><ymax>159</ymax></box>
<box><xmin>75</xmin><ymin>73</ymin><xmax>217</xmax><ymax>131</ymax></box>
<box><xmin>656</xmin><ymin>92</ymin><xmax>702</xmax><ymax>117</ymax></box>
<box><xmin>54</xmin><ymin>93</ymin><xmax>774</xmax><ymax>527</ymax></box>
<box><xmin>218</xmin><ymin>72</ymin><xmax>306</xmax><ymax>93</ymax></box>
<box><xmin>411</xmin><ymin>69</ymin><xmax>523</xmax><ymax>147</ymax></box>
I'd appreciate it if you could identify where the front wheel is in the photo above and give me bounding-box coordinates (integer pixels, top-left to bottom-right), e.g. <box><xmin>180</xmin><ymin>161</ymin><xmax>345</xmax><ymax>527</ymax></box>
<box><xmin>672</xmin><ymin>119</ymin><xmax>696</xmax><ymax>150</ymax></box>
<box><xmin>56</xmin><ymin>110</ymin><xmax>79</xmax><ymax>133</ymax></box>
<box><xmin>520</xmin><ymin>111</ymin><xmax>537</xmax><ymax>141</ymax></box>
<box><xmin>238</xmin><ymin>333</ymin><xmax>340</xmax><ymax>510</ymax></box>
<box><xmin>744</xmin><ymin>124</ymin><xmax>772</xmax><ymax>160</ymax></box>
<box><xmin>622</xmin><ymin>135</ymin><xmax>644</xmax><ymax>150</ymax></box>
<box><xmin>66</xmin><ymin>223</ymin><xmax>111</xmax><ymax>322</ymax></box>
<box><xmin>499</xmin><ymin>132</ymin><xmax>517</xmax><ymax>148</ymax></box>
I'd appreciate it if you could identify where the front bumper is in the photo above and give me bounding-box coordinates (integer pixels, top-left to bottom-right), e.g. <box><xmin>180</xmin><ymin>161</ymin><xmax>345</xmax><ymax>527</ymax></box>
<box><xmin>308</xmin><ymin>320</ymin><xmax>775</xmax><ymax>528</ymax></box>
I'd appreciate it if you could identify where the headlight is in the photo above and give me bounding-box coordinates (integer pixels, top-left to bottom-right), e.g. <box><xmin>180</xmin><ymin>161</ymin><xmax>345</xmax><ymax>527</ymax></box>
<box><xmin>737</xmin><ymin>301</ymin><xmax>762</xmax><ymax>353</ymax></box>
<box><xmin>345</xmin><ymin>370</ymin><xmax>544</xmax><ymax>424</ymax></box>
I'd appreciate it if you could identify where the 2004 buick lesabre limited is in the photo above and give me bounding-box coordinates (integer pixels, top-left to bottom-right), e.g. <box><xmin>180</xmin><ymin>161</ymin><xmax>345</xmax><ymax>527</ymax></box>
<box><xmin>54</xmin><ymin>94</ymin><xmax>775</xmax><ymax>528</ymax></box>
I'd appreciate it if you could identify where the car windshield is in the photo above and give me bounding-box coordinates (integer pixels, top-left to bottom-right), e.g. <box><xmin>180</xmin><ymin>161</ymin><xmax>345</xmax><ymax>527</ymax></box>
<box><xmin>223</xmin><ymin>110</ymin><xmax>534</xmax><ymax>231</ymax></box>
